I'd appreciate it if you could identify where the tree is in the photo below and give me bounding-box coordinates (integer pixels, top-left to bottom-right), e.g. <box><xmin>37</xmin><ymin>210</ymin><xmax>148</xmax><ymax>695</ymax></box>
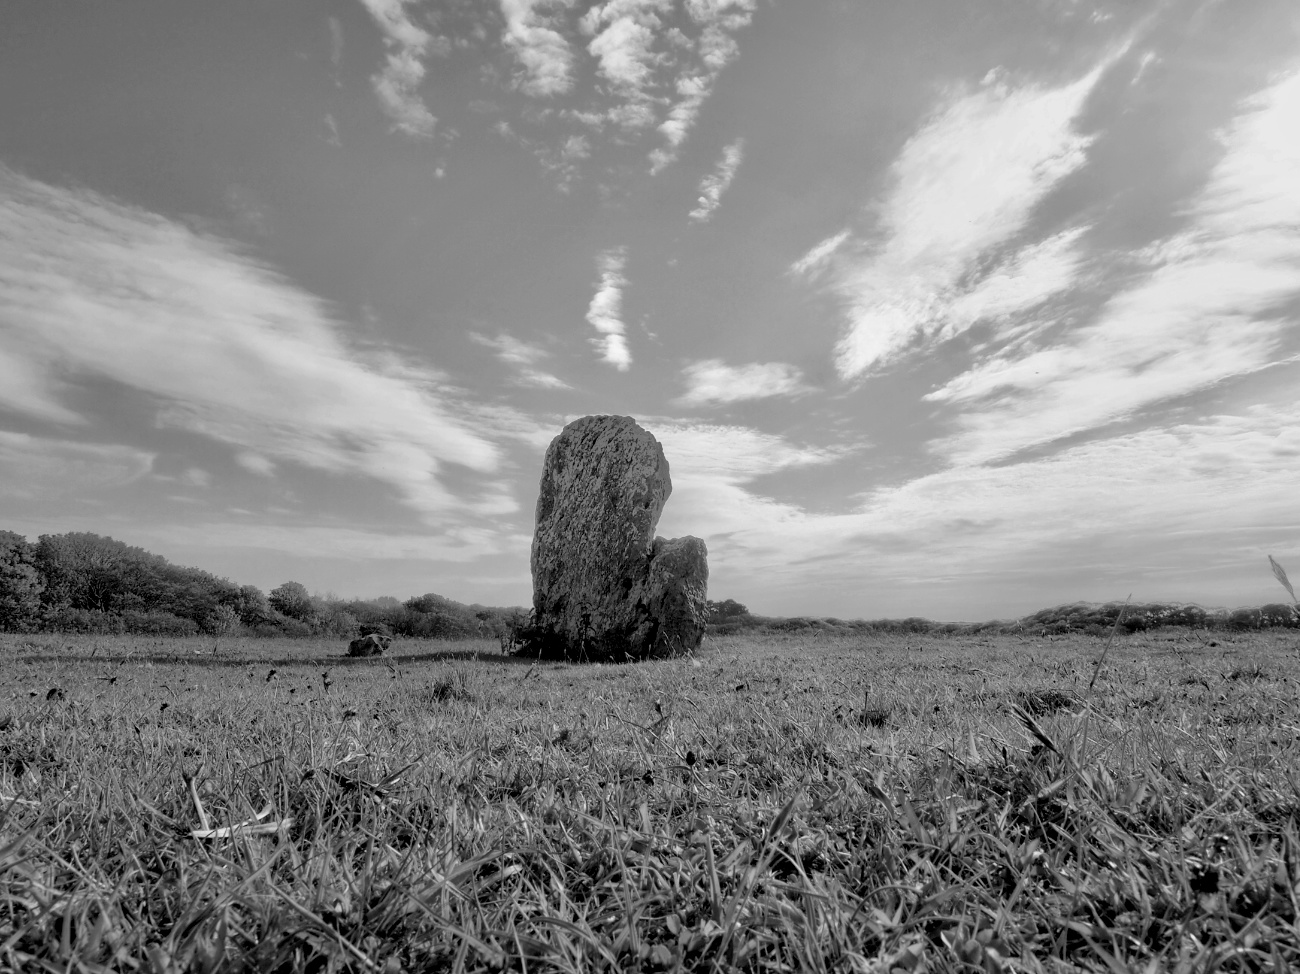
<box><xmin>269</xmin><ymin>581</ymin><xmax>316</xmax><ymax>621</ymax></box>
<box><xmin>0</xmin><ymin>531</ymin><xmax>44</xmax><ymax>631</ymax></box>
<box><xmin>232</xmin><ymin>585</ymin><xmax>272</xmax><ymax>625</ymax></box>
<box><xmin>706</xmin><ymin>599</ymin><xmax>750</xmax><ymax>623</ymax></box>
<box><xmin>34</xmin><ymin>532</ymin><xmax>165</xmax><ymax>613</ymax></box>
<box><xmin>406</xmin><ymin>593</ymin><xmax>458</xmax><ymax>614</ymax></box>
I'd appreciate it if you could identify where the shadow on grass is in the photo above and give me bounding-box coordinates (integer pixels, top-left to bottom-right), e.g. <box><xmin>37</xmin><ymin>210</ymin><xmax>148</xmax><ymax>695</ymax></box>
<box><xmin>7</xmin><ymin>648</ymin><xmax>553</xmax><ymax>669</ymax></box>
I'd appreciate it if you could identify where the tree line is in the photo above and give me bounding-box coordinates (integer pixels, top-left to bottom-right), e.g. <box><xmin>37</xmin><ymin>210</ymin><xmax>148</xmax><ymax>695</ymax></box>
<box><xmin>3</xmin><ymin>530</ymin><xmax>1295</xmax><ymax>638</ymax></box>
<box><xmin>0</xmin><ymin>530</ymin><xmax>525</xmax><ymax>638</ymax></box>
<box><xmin>704</xmin><ymin>598</ymin><xmax>1300</xmax><ymax>636</ymax></box>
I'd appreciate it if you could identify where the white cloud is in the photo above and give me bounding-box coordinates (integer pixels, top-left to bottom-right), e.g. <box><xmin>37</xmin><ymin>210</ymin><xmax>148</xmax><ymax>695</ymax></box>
<box><xmin>650</xmin><ymin>420</ymin><xmax>844</xmax><ymax>482</ymax></box>
<box><xmin>470</xmin><ymin>333</ymin><xmax>571</xmax><ymax>388</ymax></box>
<box><xmin>688</xmin><ymin>138</ymin><xmax>744</xmax><ymax>222</ymax></box>
<box><xmin>357</xmin><ymin>0</ymin><xmax>443</xmax><ymax>139</ymax></box>
<box><xmin>494</xmin><ymin>0</ymin><xmax>753</xmax><ymax>178</ymax></box>
<box><xmin>373</xmin><ymin>50</ymin><xmax>439</xmax><ymax>139</ymax></box>
<box><xmin>178</xmin><ymin>467</ymin><xmax>212</xmax><ymax>488</ymax></box>
<box><xmin>790</xmin><ymin>230</ymin><xmax>850</xmax><ymax>278</ymax></box>
<box><xmin>560</xmin><ymin>134</ymin><xmax>590</xmax><ymax>160</ymax></box>
<box><xmin>0</xmin><ymin>432</ymin><xmax>154</xmax><ymax>499</ymax></box>
<box><xmin>940</xmin><ymin>226</ymin><xmax>1088</xmax><ymax>341</ymax></box>
<box><xmin>650</xmin><ymin>75</ymin><xmax>710</xmax><ymax>172</ymax></box>
<box><xmin>501</xmin><ymin>0</ymin><xmax>577</xmax><ymax>97</ymax></box>
<box><xmin>676</xmin><ymin>360</ymin><xmax>808</xmax><ymax>406</ymax></box>
<box><xmin>644</xmin><ymin>420</ymin><xmax>852</xmax><ymax>565</ymax></box>
<box><xmin>0</xmin><ymin>166</ymin><xmax>505</xmax><ymax>521</ymax></box>
<box><xmin>324</xmin><ymin>113</ymin><xmax>342</xmax><ymax>146</ymax></box>
<box><xmin>237</xmin><ymin>452</ymin><xmax>276</xmax><ymax>477</ymax></box>
<box><xmin>928</xmin><ymin>65</ymin><xmax>1300</xmax><ymax>465</ymax></box>
<box><xmin>588</xmin><ymin>14</ymin><xmax>660</xmax><ymax>93</ymax></box>
<box><xmin>580</xmin><ymin>0</ymin><xmax>675</xmax><ymax>133</ymax></box>
<box><xmin>584</xmin><ymin>247</ymin><xmax>632</xmax><ymax>369</ymax></box>
<box><xmin>0</xmin><ymin>344</ymin><xmax>82</xmax><ymax>425</ymax></box>
<box><xmin>329</xmin><ymin>16</ymin><xmax>345</xmax><ymax>77</ymax></box>
<box><xmin>136</xmin><ymin>520</ymin><xmax>515</xmax><ymax>563</ymax></box>
<box><xmin>823</xmin><ymin>55</ymin><xmax>1115</xmax><ymax>378</ymax></box>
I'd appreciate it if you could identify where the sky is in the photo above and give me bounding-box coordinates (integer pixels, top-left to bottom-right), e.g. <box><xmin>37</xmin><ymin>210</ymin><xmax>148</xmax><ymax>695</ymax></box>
<box><xmin>1</xmin><ymin>0</ymin><xmax>1299</xmax><ymax>621</ymax></box>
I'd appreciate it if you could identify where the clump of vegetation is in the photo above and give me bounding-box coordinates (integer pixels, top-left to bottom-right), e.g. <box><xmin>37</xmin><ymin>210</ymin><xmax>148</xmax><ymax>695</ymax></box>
<box><xmin>1012</xmin><ymin>686</ymin><xmax>1080</xmax><ymax>715</ymax></box>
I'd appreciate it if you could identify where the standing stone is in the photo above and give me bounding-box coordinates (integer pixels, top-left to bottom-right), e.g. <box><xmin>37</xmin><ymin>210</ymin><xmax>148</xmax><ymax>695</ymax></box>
<box><xmin>527</xmin><ymin>415</ymin><xmax>708</xmax><ymax>661</ymax></box>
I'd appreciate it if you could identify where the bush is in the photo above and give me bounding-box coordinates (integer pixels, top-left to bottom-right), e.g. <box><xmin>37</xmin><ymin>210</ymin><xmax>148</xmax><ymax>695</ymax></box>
<box><xmin>203</xmin><ymin>604</ymin><xmax>241</xmax><ymax>636</ymax></box>
<box><xmin>1259</xmin><ymin>603</ymin><xmax>1299</xmax><ymax>628</ymax></box>
<box><xmin>42</xmin><ymin>608</ymin><xmax>127</xmax><ymax>634</ymax></box>
<box><xmin>244</xmin><ymin>612</ymin><xmax>313</xmax><ymax>637</ymax></box>
<box><xmin>313</xmin><ymin>609</ymin><xmax>359</xmax><ymax>639</ymax></box>
<box><xmin>120</xmin><ymin>611</ymin><xmax>201</xmax><ymax>636</ymax></box>
<box><xmin>1229</xmin><ymin>607</ymin><xmax>1263</xmax><ymax>631</ymax></box>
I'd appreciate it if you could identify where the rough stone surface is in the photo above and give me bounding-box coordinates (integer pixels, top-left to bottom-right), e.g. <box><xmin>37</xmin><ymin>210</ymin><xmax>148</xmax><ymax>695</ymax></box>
<box><xmin>644</xmin><ymin>536</ymin><xmax>710</xmax><ymax>653</ymax></box>
<box><xmin>347</xmin><ymin>633</ymin><xmax>390</xmax><ymax>657</ymax></box>
<box><xmin>528</xmin><ymin>415</ymin><xmax>708</xmax><ymax>660</ymax></box>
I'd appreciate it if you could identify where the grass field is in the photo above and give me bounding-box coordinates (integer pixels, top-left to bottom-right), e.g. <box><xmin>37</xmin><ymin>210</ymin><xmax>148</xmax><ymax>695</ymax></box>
<box><xmin>1</xmin><ymin>628</ymin><xmax>1298</xmax><ymax>972</ymax></box>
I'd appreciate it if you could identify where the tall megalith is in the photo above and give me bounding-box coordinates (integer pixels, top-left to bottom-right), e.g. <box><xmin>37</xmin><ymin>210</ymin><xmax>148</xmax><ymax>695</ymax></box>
<box><xmin>526</xmin><ymin>415</ymin><xmax>708</xmax><ymax>661</ymax></box>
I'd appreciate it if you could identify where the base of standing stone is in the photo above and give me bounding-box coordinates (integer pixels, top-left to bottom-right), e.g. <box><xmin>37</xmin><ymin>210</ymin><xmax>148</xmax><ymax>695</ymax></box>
<box><xmin>512</xmin><ymin>535</ymin><xmax>708</xmax><ymax>663</ymax></box>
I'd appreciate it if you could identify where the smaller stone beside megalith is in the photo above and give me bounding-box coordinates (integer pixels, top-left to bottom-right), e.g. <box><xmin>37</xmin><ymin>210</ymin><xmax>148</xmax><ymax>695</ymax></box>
<box><xmin>644</xmin><ymin>535</ymin><xmax>709</xmax><ymax>655</ymax></box>
<box><xmin>525</xmin><ymin>414</ymin><xmax>708</xmax><ymax>661</ymax></box>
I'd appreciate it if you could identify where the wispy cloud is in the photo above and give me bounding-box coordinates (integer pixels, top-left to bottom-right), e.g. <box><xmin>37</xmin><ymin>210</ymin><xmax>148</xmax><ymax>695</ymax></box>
<box><xmin>0</xmin><ymin>166</ymin><xmax>506</xmax><ymax>520</ymax></box>
<box><xmin>501</xmin><ymin>0</ymin><xmax>577</xmax><ymax>97</ymax></box>
<box><xmin>357</xmin><ymin>0</ymin><xmax>444</xmax><ymax>140</ymax></box>
<box><xmin>471</xmin><ymin>333</ymin><xmax>571</xmax><ymax>388</ymax></box>
<box><xmin>928</xmin><ymin>65</ymin><xmax>1300</xmax><ymax>465</ymax></box>
<box><xmin>0</xmin><ymin>344</ymin><xmax>81</xmax><ymax>425</ymax></box>
<box><xmin>129</xmin><ymin>520</ymin><xmax>518</xmax><ymax>564</ymax></box>
<box><xmin>645</xmin><ymin>420</ymin><xmax>850</xmax><ymax>563</ymax></box>
<box><xmin>585</xmin><ymin>247</ymin><xmax>632</xmax><ymax>370</ymax></box>
<box><xmin>818</xmin><ymin>54</ymin><xmax>1117</xmax><ymax>378</ymax></box>
<box><xmin>677</xmin><ymin>360</ymin><xmax>808</xmax><ymax>406</ymax></box>
<box><xmin>0</xmin><ymin>432</ymin><xmax>154</xmax><ymax>500</ymax></box>
<box><xmin>790</xmin><ymin>230</ymin><xmax>850</xmax><ymax>278</ymax></box>
<box><xmin>323</xmin><ymin>113</ymin><xmax>342</xmax><ymax>146</ymax></box>
<box><xmin>940</xmin><ymin>226</ymin><xmax>1088</xmax><ymax>343</ymax></box>
<box><xmin>688</xmin><ymin>138</ymin><xmax>744</xmax><ymax>222</ymax></box>
<box><xmin>328</xmin><ymin>16</ymin><xmax>345</xmax><ymax>82</ymax></box>
<box><xmin>649</xmin><ymin>0</ymin><xmax>755</xmax><ymax>172</ymax></box>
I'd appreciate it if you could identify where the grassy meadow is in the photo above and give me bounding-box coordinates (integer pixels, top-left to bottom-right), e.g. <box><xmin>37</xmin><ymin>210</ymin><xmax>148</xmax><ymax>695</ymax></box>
<box><xmin>1</xmin><ymin>628</ymin><xmax>1298</xmax><ymax>972</ymax></box>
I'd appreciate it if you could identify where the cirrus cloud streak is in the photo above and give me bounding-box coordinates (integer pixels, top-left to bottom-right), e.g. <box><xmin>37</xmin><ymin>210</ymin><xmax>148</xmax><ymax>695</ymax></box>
<box><xmin>928</xmin><ymin>65</ymin><xmax>1300</xmax><ymax>465</ymax></box>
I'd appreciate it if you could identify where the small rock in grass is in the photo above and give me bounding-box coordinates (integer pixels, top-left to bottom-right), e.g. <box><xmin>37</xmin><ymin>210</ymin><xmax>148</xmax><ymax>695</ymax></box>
<box><xmin>347</xmin><ymin>633</ymin><xmax>391</xmax><ymax>657</ymax></box>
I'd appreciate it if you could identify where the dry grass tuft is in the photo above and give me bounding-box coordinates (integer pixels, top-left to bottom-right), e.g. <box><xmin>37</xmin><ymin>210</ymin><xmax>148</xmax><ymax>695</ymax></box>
<box><xmin>1012</xmin><ymin>686</ymin><xmax>1080</xmax><ymax>715</ymax></box>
